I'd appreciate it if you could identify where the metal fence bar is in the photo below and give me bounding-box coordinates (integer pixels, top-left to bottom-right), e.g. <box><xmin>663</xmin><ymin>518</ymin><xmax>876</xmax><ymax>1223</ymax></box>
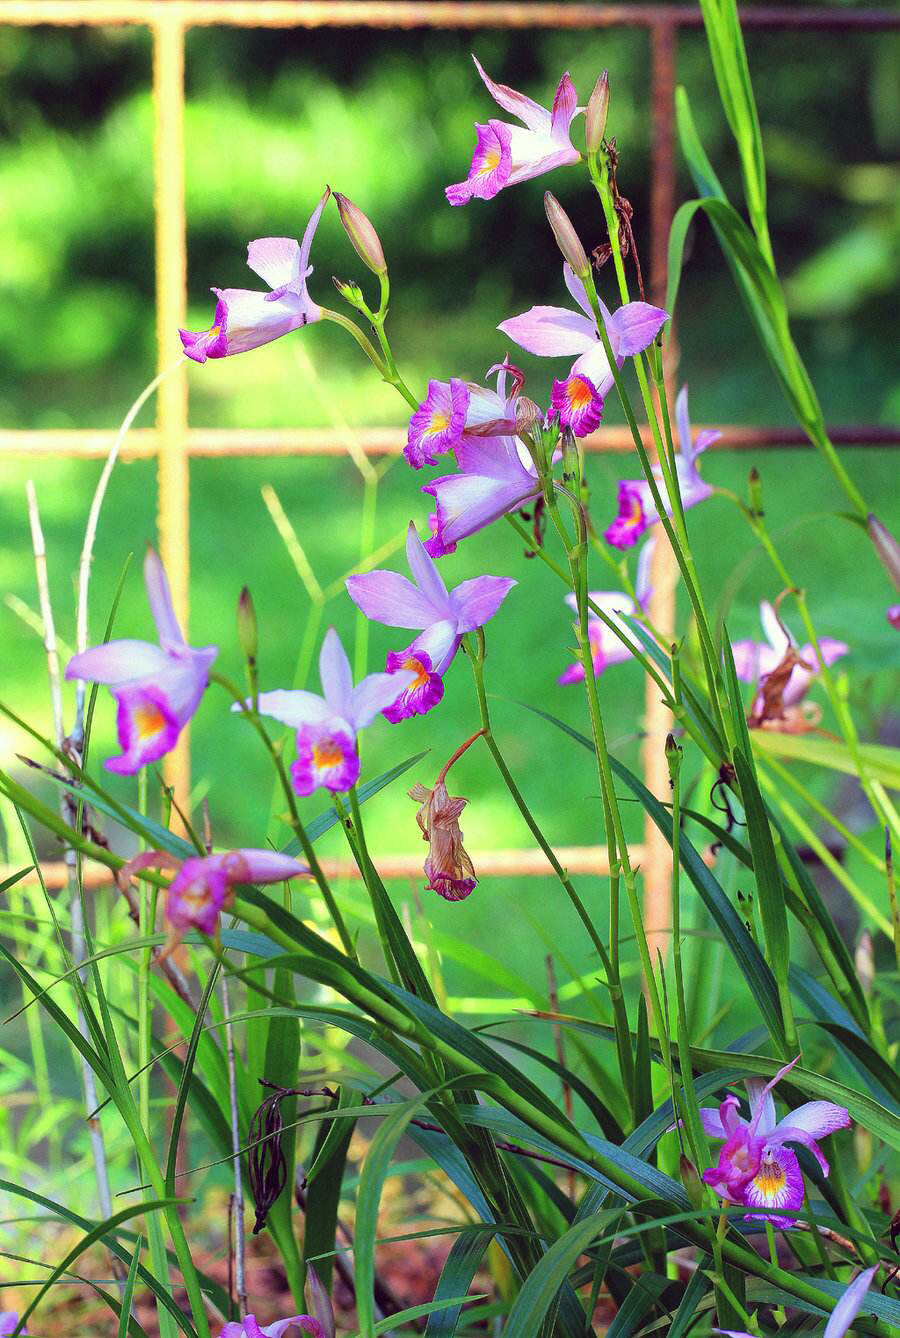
<box><xmin>2</xmin><ymin>2</ymin><xmax>897</xmax><ymax>30</ymax></box>
<box><xmin>152</xmin><ymin>13</ymin><xmax>191</xmax><ymax>807</ymax></box>
<box><xmin>3</xmin><ymin>425</ymin><xmax>896</xmax><ymax>459</ymax></box>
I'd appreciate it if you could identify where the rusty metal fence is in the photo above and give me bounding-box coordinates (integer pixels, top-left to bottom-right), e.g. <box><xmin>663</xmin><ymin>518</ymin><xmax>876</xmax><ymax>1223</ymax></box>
<box><xmin>2</xmin><ymin>2</ymin><xmax>897</xmax><ymax>933</ymax></box>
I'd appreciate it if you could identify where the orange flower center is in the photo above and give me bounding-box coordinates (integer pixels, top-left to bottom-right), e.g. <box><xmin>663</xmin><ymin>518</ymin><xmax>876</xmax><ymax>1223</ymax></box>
<box><xmin>427</xmin><ymin>409</ymin><xmax>451</xmax><ymax>435</ymax></box>
<box><xmin>402</xmin><ymin>655</ymin><xmax>430</xmax><ymax>689</ymax></box>
<box><xmin>751</xmin><ymin>1152</ymin><xmax>787</xmax><ymax>1204</ymax></box>
<box><xmin>567</xmin><ymin>378</ymin><xmax>593</xmax><ymax>410</ymax></box>
<box><xmin>134</xmin><ymin>704</ymin><xmax>166</xmax><ymax>740</ymax></box>
<box><xmin>313</xmin><ymin>738</ymin><xmax>344</xmax><ymax>769</ymax></box>
<box><xmin>479</xmin><ymin>149</ymin><xmax>501</xmax><ymax>174</ymax></box>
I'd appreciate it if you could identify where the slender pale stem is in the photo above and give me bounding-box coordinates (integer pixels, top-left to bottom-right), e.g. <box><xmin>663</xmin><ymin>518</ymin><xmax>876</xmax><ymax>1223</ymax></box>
<box><xmin>221</xmin><ymin>970</ymin><xmax>248</xmax><ymax>1316</ymax></box>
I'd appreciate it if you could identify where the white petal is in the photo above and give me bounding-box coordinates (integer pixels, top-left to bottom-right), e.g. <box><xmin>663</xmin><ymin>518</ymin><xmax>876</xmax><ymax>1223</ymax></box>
<box><xmin>319</xmin><ymin>628</ymin><xmax>354</xmax><ymax>720</ymax></box>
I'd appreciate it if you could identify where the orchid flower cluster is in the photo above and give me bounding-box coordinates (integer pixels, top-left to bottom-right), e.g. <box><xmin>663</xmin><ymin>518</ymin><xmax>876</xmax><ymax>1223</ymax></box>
<box><xmin>30</xmin><ymin>46</ymin><xmax>898</xmax><ymax>1338</ymax></box>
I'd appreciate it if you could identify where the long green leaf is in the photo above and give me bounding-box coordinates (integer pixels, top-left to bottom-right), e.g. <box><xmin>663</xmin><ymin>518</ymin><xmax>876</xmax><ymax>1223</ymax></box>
<box><xmin>501</xmin><ymin>1211</ymin><xmax>620</xmax><ymax>1338</ymax></box>
<box><xmin>423</xmin><ymin>1226</ymin><xmax>497</xmax><ymax>1338</ymax></box>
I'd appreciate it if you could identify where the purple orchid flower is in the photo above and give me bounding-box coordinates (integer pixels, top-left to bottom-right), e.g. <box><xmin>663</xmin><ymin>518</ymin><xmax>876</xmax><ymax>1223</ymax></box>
<box><xmin>219</xmin><ymin>1317</ymin><xmax>326</xmax><ymax>1338</ymax></box>
<box><xmin>446</xmin><ymin>58</ymin><xmax>580</xmax><ymax>206</ymax></box>
<box><xmin>346</xmin><ymin>521</ymin><xmax>516</xmax><ymax>720</ymax></box>
<box><xmin>121</xmin><ymin>848</ymin><xmax>308</xmax><ymax>942</ymax></box>
<box><xmin>559</xmin><ymin>538</ymin><xmax>654</xmax><ymax>684</ymax></box>
<box><xmin>244</xmin><ymin>628</ymin><xmax>416</xmax><ymax>796</ymax></box>
<box><xmin>605</xmin><ymin>384</ymin><xmax>718</xmax><ymax>549</ymax></box>
<box><xmin>0</xmin><ymin>1315</ymin><xmax>23</xmax><ymax>1336</ymax></box>
<box><xmin>731</xmin><ymin>600</ymin><xmax>849</xmax><ymax>718</ymax></box>
<box><xmin>405</xmin><ymin>359</ymin><xmax>525</xmax><ymax>470</ymax></box>
<box><xmin>700</xmin><ymin>1057</ymin><xmax>851</xmax><ymax>1228</ymax></box>
<box><xmin>65</xmin><ymin>548</ymin><xmax>217</xmax><ymax>775</ymax></box>
<box><xmin>180</xmin><ymin>188</ymin><xmax>330</xmax><ymax>362</ymax></box>
<box><xmin>406</xmin><ymin>361</ymin><xmax>542</xmax><ymax>557</ymax></box>
<box><xmin>498</xmin><ymin>263</ymin><xmax>668</xmax><ymax>401</ymax></box>
<box><xmin>551</xmin><ymin>371</ymin><xmax>604</xmax><ymax>438</ymax></box>
<box><xmin>715</xmin><ymin>1265</ymin><xmax>877</xmax><ymax>1338</ymax></box>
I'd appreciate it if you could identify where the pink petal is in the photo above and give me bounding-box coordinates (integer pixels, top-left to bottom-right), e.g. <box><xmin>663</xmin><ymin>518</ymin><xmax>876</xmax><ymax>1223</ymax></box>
<box><xmin>143</xmin><ymin>547</ymin><xmax>183</xmax><ymax>650</ymax></box>
<box><xmin>345</xmin><ymin>570</ymin><xmax>440</xmax><ymax>630</ymax></box>
<box><xmin>319</xmin><ymin>628</ymin><xmax>354</xmax><ymax>721</ymax></box>
<box><xmin>246</xmin><ymin>237</ymin><xmax>303</xmax><ymax>291</ymax></box>
<box><xmin>405</xmin><ymin>522</ymin><xmax>452</xmax><ymax>614</ymax></box>
<box><xmin>212</xmin><ymin>286</ymin><xmax>318</xmax><ymax>355</ymax></box>
<box><xmin>450</xmin><ymin>575</ymin><xmax>517</xmax><ymax>633</ymax></box>
<box><xmin>472</xmin><ymin>55</ymin><xmax>551</xmax><ymax>134</ymax></box>
<box><xmin>66</xmin><ymin>639</ymin><xmax>172</xmax><ymax>686</ymax></box>
<box><xmin>772</xmin><ymin>1100</ymin><xmax>850</xmax><ymax>1145</ymax></box>
<box><xmin>604</xmin><ymin>301</ymin><xmax>669</xmax><ymax>357</ymax></box>
<box><xmin>563</xmin><ymin>264</ymin><xmax>595</xmax><ymax>320</ymax></box>
<box><xmin>227</xmin><ymin>850</ymin><xmax>309</xmax><ymax>885</ymax></box>
<box><xmin>350</xmin><ymin>668</ymin><xmax>417</xmax><ymax>730</ymax></box>
<box><xmin>824</xmin><ymin>1267</ymin><xmax>877</xmax><ymax>1338</ymax></box>
<box><xmin>250</xmin><ymin>690</ymin><xmax>333</xmax><ymax>729</ymax></box>
<box><xmin>550</xmin><ymin>72</ymin><xmax>578</xmax><ymax>139</ymax></box>
<box><xmin>498</xmin><ymin>305</ymin><xmax>596</xmax><ymax>358</ymax></box>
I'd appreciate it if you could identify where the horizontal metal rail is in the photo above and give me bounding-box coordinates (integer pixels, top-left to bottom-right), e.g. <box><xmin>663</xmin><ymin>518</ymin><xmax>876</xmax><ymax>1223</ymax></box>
<box><xmin>2</xmin><ymin>424</ymin><xmax>896</xmax><ymax>459</ymax></box>
<box><xmin>2</xmin><ymin>2</ymin><xmax>897</xmax><ymax>29</ymax></box>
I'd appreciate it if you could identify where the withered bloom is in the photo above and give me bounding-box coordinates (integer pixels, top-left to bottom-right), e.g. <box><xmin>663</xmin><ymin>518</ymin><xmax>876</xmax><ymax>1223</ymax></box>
<box><xmin>409</xmin><ymin>779</ymin><xmax>477</xmax><ymax>901</ymax></box>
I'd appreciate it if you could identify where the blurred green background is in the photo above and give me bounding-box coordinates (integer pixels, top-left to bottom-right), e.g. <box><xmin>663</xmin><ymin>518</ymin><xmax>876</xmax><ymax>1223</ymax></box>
<box><xmin>0</xmin><ymin>13</ymin><xmax>898</xmax><ymax>1106</ymax></box>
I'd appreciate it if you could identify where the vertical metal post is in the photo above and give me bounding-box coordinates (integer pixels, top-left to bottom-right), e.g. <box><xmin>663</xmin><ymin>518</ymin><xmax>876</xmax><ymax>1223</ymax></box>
<box><xmin>642</xmin><ymin>16</ymin><xmax>678</xmax><ymax>958</ymax></box>
<box><xmin>153</xmin><ymin>15</ymin><xmax>191</xmax><ymax>807</ymax></box>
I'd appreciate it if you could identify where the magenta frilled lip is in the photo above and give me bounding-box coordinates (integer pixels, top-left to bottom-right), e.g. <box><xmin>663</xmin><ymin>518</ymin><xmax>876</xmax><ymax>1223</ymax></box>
<box><xmin>292</xmin><ymin>722</ymin><xmax>361</xmax><ymax>796</ymax></box>
<box><xmin>424</xmin><ymin>855</ymin><xmax>477</xmax><ymax>901</ymax></box>
<box><xmin>697</xmin><ymin>1057</ymin><xmax>850</xmax><ymax>1229</ymax></box>
<box><xmin>551</xmin><ymin>373</ymin><xmax>604</xmax><ymax>437</ymax></box>
<box><xmin>405</xmin><ymin>378</ymin><xmax>470</xmax><ymax>468</ymax></box>
<box><xmin>446</xmin><ymin>60</ymin><xmax>580</xmax><ymax>206</ymax></box>
<box><xmin>219</xmin><ymin>1313</ymin><xmax>327</xmax><ymax>1338</ymax></box>
<box><xmin>65</xmin><ymin>547</ymin><xmax>218</xmax><ymax>776</ymax></box>
<box><xmin>179</xmin><ymin>189</ymin><xmax>330</xmax><ymax>361</ymax></box>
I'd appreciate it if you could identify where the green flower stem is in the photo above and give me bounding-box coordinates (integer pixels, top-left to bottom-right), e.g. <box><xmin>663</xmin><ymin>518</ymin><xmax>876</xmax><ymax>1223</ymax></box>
<box><xmin>210</xmin><ymin>671</ymin><xmax>357</xmax><ymax>960</ymax></box>
<box><xmin>573</xmin><ymin>226</ymin><xmax>728</xmax><ymax>751</ymax></box>
<box><xmin>465</xmin><ymin>630</ymin><xmax>637</xmax><ymax>1099</ymax></box>
<box><xmin>137</xmin><ymin>765</ymin><xmax>153</xmax><ymax>1141</ymax></box>
<box><xmin>320</xmin><ymin>307</ymin><xmax>388</xmax><ymax>378</ymax></box>
<box><xmin>351</xmin><ymin>274</ymin><xmax>420</xmax><ymax>412</ymax></box>
<box><xmin>546</xmin><ymin>487</ymin><xmax>673</xmax><ymax>1079</ymax></box>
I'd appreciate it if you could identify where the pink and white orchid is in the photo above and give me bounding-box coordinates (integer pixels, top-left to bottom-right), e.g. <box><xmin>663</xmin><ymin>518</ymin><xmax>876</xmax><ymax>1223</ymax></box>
<box><xmin>245</xmin><ymin>628</ymin><xmax>416</xmax><ymax>796</ymax></box>
<box><xmin>65</xmin><ymin>548</ymin><xmax>217</xmax><ymax>775</ymax></box>
<box><xmin>700</xmin><ymin>1057</ymin><xmax>850</xmax><ymax>1228</ymax></box>
<box><xmin>405</xmin><ymin>359</ymin><xmax>525</xmax><ymax>470</ymax></box>
<box><xmin>605</xmin><ymin>384</ymin><xmax>717</xmax><ymax>549</ymax></box>
<box><xmin>559</xmin><ymin>539</ymin><xmax>654</xmax><ymax>684</ymax></box>
<box><xmin>499</xmin><ymin>263</ymin><xmax>668</xmax><ymax>403</ymax></box>
<box><xmin>180</xmin><ymin>189</ymin><xmax>330</xmax><ymax>361</ymax></box>
<box><xmin>446</xmin><ymin>58</ymin><xmax>581</xmax><ymax>206</ymax></box>
<box><xmin>346</xmin><ymin>521</ymin><xmax>516</xmax><ymax>720</ymax></box>
<box><xmin>119</xmin><ymin>847</ymin><xmax>308</xmax><ymax>955</ymax></box>
<box><xmin>731</xmin><ymin>600</ymin><xmax>848</xmax><ymax>724</ymax></box>
<box><xmin>715</xmin><ymin>1265</ymin><xmax>877</xmax><ymax>1338</ymax></box>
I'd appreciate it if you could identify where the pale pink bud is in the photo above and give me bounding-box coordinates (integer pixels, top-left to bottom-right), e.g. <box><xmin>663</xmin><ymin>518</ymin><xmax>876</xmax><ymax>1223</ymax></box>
<box><xmin>334</xmin><ymin>192</ymin><xmax>386</xmax><ymax>275</ymax></box>
<box><xmin>544</xmin><ymin>192</ymin><xmax>590</xmax><ymax>279</ymax></box>
<box><xmin>585</xmin><ymin>71</ymin><xmax>609</xmax><ymax>153</ymax></box>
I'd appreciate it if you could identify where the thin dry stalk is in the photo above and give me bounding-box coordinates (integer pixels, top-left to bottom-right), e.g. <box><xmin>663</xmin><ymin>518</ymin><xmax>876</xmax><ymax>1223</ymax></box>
<box><xmin>221</xmin><ymin>971</ymin><xmax>248</xmax><ymax>1316</ymax></box>
<box><xmin>25</xmin><ymin>480</ymin><xmax>116</xmax><ymax>1230</ymax></box>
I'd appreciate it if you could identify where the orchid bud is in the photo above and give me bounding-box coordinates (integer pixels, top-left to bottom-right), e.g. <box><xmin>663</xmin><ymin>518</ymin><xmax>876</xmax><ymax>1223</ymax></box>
<box><xmin>855</xmin><ymin>929</ymin><xmax>874</xmax><ymax>997</ymax></box>
<box><xmin>334</xmin><ymin>191</ymin><xmax>387</xmax><ymax>275</ymax></box>
<box><xmin>748</xmin><ymin>466</ymin><xmax>763</xmax><ymax>518</ymax></box>
<box><xmin>332</xmin><ymin>275</ymin><xmax>365</xmax><ymax>308</ymax></box>
<box><xmin>665</xmin><ymin>732</ymin><xmax>682</xmax><ymax>790</ymax></box>
<box><xmin>237</xmin><ymin>586</ymin><xmax>257</xmax><ymax>667</ymax></box>
<box><xmin>544</xmin><ymin>192</ymin><xmax>591</xmax><ymax>280</ymax></box>
<box><xmin>585</xmin><ymin>71</ymin><xmax>610</xmax><ymax>154</ymax></box>
<box><xmin>680</xmin><ymin>1154</ymin><xmax>703</xmax><ymax>1209</ymax></box>
<box><xmin>868</xmin><ymin>513</ymin><xmax>900</xmax><ymax>593</ymax></box>
<box><xmin>305</xmin><ymin>1263</ymin><xmax>336</xmax><ymax>1338</ymax></box>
